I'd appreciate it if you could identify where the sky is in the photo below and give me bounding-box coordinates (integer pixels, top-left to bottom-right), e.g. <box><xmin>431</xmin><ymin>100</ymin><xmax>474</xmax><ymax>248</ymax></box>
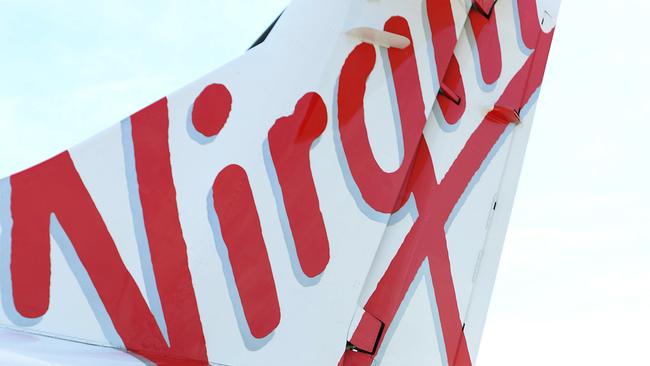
<box><xmin>0</xmin><ymin>1</ymin><xmax>648</xmax><ymax>365</ymax></box>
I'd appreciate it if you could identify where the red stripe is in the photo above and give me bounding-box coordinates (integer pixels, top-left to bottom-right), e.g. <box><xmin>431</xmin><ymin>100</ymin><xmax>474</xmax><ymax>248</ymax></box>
<box><xmin>426</xmin><ymin>0</ymin><xmax>468</xmax><ymax>125</ymax></box>
<box><xmin>211</xmin><ymin>165</ymin><xmax>281</xmax><ymax>339</ymax></box>
<box><xmin>338</xmin><ymin>17</ymin><xmax>427</xmax><ymax>214</ymax></box>
<box><xmin>9</xmin><ymin>152</ymin><xmax>170</xmax><ymax>357</ymax></box>
<box><xmin>130</xmin><ymin>98</ymin><xmax>208</xmax><ymax>362</ymax></box>
<box><xmin>517</xmin><ymin>0</ymin><xmax>543</xmax><ymax>49</ymax></box>
<box><xmin>268</xmin><ymin>92</ymin><xmax>330</xmax><ymax>278</ymax></box>
<box><xmin>470</xmin><ymin>8</ymin><xmax>503</xmax><ymax>84</ymax></box>
<box><xmin>438</xmin><ymin>56</ymin><xmax>468</xmax><ymax>124</ymax></box>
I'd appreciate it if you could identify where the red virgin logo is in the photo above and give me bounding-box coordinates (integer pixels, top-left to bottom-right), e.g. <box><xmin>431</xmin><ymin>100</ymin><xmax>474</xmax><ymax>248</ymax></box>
<box><xmin>0</xmin><ymin>1</ymin><xmax>556</xmax><ymax>365</ymax></box>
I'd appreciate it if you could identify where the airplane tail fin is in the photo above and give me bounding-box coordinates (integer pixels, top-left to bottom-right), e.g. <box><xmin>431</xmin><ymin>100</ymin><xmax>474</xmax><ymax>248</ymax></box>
<box><xmin>0</xmin><ymin>1</ymin><xmax>560</xmax><ymax>365</ymax></box>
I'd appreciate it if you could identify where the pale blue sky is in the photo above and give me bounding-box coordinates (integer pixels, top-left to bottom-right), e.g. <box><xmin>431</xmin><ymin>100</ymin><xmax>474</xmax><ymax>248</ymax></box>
<box><xmin>0</xmin><ymin>0</ymin><xmax>289</xmax><ymax>176</ymax></box>
<box><xmin>0</xmin><ymin>1</ymin><xmax>648</xmax><ymax>365</ymax></box>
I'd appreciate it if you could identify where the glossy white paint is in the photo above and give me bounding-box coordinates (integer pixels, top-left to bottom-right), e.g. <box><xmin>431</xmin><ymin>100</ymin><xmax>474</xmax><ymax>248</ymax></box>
<box><xmin>0</xmin><ymin>0</ymin><xmax>559</xmax><ymax>364</ymax></box>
